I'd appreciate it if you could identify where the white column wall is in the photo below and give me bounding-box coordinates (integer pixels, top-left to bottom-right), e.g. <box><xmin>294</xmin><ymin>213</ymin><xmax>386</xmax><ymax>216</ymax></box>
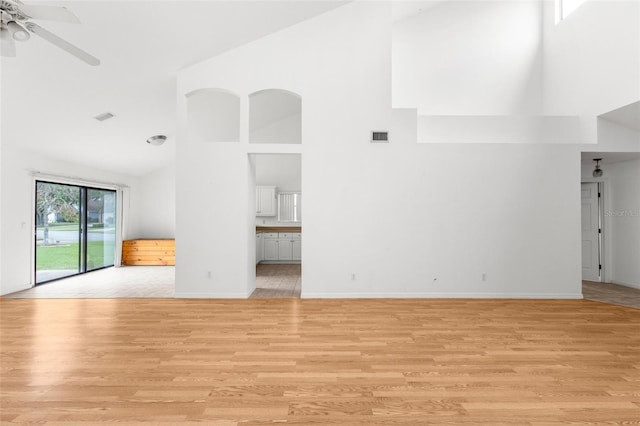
<box><xmin>176</xmin><ymin>1</ymin><xmax>582</xmax><ymax>299</ymax></box>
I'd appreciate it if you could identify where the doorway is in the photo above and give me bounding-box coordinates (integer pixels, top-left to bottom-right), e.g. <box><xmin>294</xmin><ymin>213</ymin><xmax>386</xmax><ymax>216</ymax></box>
<box><xmin>35</xmin><ymin>181</ymin><xmax>117</xmax><ymax>284</ymax></box>
<box><xmin>581</xmin><ymin>182</ymin><xmax>602</xmax><ymax>282</ymax></box>
<box><xmin>250</xmin><ymin>154</ymin><xmax>302</xmax><ymax>298</ymax></box>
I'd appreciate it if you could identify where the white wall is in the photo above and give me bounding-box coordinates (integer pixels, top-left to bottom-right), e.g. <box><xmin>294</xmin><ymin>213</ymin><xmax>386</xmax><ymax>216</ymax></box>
<box><xmin>607</xmin><ymin>159</ymin><xmax>640</xmax><ymax>288</ymax></box>
<box><xmin>176</xmin><ymin>1</ymin><xmax>582</xmax><ymax>299</ymax></box>
<box><xmin>0</xmin><ymin>145</ymin><xmax>140</xmax><ymax>296</ymax></box>
<box><xmin>592</xmin><ymin>119</ymin><xmax>640</xmax><ymax>152</ymax></box>
<box><xmin>392</xmin><ymin>1</ymin><xmax>543</xmax><ymax>115</ymax></box>
<box><xmin>251</xmin><ymin>113</ymin><xmax>302</xmax><ymax>145</ymax></box>
<box><xmin>250</xmin><ymin>90</ymin><xmax>301</xmax><ymax>144</ymax></box>
<box><xmin>543</xmin><ymin>1</ymin><xmax>640</xmax><ymax>120</ymax></box>
<box><xmin>187</xmin><ymin>89</ymin><xmax>240</xmax><ymax>142</ymax></box>
<box><xmin>130</xmin><ymin>163</ymin><xmax>176</xmax><ymax>239</ymax></box>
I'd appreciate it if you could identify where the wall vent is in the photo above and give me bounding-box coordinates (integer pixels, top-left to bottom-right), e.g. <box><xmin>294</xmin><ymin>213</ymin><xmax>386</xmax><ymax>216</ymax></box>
<box><xmin>371</xmin><ymin>131</ymin><xmax>389</xmax><ymax>143</ymax></box>
<box><xmin>94</xmin><ymin>112</ymin><xmax>115</xmax><ymax>122</ymax></box>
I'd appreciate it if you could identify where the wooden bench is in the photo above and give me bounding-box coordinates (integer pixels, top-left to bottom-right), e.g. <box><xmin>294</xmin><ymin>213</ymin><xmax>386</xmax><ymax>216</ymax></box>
<box><xmin>122</xmin><ymin>239</ymin><xmax>175</xmax><ymax>266</ymax></box>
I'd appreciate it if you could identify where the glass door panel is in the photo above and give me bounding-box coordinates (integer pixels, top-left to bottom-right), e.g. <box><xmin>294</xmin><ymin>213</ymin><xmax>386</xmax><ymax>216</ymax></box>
<box><xmin>35</xmin><ymin>182</ymin><xmax>117</xmax><ymax>284</ymax></box>
<box><xmin>35</xmin><ymin>182</ymin><xmax>82</xmax><ymax>284</ymax></box>
<box><xmin>86</xmin><ymin>189</ymin><xmax>117</xmax><ymax>271</ymax></box>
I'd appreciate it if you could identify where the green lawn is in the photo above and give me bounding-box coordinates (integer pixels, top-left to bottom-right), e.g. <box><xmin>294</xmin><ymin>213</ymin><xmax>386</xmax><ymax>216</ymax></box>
<box><xmin>36</xmin><ymin>241</ymin><xmax>114</xmax><ymax>270</ymax></box>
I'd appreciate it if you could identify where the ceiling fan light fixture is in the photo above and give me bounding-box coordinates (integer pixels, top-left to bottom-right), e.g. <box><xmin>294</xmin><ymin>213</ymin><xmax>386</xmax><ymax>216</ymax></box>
<box><xmin>592</xmin><ymin>158</ymin><xmax>603</xmax><ymax>178</ymax></box>
<box><xmin>7</xmin><ymin>21</ymin><xmax>29</xmax><ymax>41</ymax></box>
<box><xmin>146</xmin><ymin>135</ymin><xmax>167</xmax><ymax>146</ymax></box>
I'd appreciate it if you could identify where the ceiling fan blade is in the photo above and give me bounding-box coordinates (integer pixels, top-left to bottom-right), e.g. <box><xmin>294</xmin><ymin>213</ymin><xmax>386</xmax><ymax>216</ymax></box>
<box><xmin>1</xmin><ymin>31</ymin><xmax>17</xmax><ymax>57</ymax></box>
<box><xmin>18</xmin><ymin>4</ymin><xmax>81</xmax><ymax>24</ymax></box>
<box><xmin>25</xmin><ymin>22</ymin><xmax>99</xmax><ymax>66</ymax></box>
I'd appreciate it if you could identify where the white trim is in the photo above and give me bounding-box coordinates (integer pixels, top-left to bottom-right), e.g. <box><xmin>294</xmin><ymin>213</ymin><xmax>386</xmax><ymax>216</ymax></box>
<box><xmin>30</xmin><ymin>179</ymin><xmax>36</xmax><ymax>288</ymax></box>
<box><xmin>31</xmin><ymin>176</ymin><xmax>124</xmax><ymax>283</ymax></box>
<box><xmin>581</xmin><ymin>176</ymin><xmax>610</xmax><ymax>283</ymax></box>
<box><xmin>174</xmin><ymin>291</ymin><xmax>252</xmax><ymax>299</ymax></box>
<box><xmin>610</xmin><ymin>280</ymin><xmax>640</xmax><ymax>291</ymax></box>
<box><xmin>31</xmin><ymin>172</ymin><xmax>128</xmax><ymax>190</ymax></box>
<box><xmin>301</xmin><ymin>292</ymin><xmax>583</xmax><ymax>299</ymax></box>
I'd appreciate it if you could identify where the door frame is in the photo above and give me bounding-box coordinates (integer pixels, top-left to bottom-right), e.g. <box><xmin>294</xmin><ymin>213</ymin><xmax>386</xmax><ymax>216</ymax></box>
<box><xmin>581</xmin><ymin>177</ymin><xmax>609</xmax><ymax>283</ymax></box>
<box><xmin>31</xmin><ymin>175</ymin><xmax>124</xmax><ymax>287</ymax></box>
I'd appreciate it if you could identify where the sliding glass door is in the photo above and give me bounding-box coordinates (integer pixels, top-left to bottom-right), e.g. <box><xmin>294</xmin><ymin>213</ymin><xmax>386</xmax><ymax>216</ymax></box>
<box><xmin>86</xmin><ymin>189</ymin><xmax>117</xmax><ymax>272</ymax></box>
<box><xmin>35</xmin><ymin>181</ymin><xmax>117</xmax><ymax>285</ymax></box>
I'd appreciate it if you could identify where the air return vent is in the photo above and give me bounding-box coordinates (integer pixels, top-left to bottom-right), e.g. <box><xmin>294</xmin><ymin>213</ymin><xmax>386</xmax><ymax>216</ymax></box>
<box><xmin>94</xmin><ymin>112</ymin><xmax>115</xmax><ymax>122</ymax></box>
<box><xmin>371</xmin><ymin>131</ymin><xmax>389</xmax><ymax>143</ymax></box>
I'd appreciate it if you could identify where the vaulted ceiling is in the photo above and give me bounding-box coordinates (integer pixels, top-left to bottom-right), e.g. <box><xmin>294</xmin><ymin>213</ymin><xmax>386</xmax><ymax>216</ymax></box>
<box><xmin>1</xmin><ymin>1</ymin><xmax>347</xmax><ymax>176</ymax></box>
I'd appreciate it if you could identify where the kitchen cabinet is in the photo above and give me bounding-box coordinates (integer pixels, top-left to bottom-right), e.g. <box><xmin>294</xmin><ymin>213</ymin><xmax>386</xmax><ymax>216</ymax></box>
<box><xmin>278</xmin><ymin>234</ymin><xmax>293</xmax><ymax>261</ymax></box>
<box><xmin>256</xmin><ymin>186</ymin><xmax>276</xmax><ymax>216</ymax></box>
<box><xmin>255</xmin><ymin>233</ymin><xmax>264</xmax><ymax>264</ymax></box>
<box><xmin>263</xmin><ymin>233</ymin><xmax>280</xmax><ymax>261</ymax></box>
<box><xmin>292</xmin><ymin>236</ymin><xmax>302</xmax><ymax>261</ymax></box>
<box><xmin>262</xmin><ymin>232</ymin><xmax>301</xmax><ymax>263</ymax></box>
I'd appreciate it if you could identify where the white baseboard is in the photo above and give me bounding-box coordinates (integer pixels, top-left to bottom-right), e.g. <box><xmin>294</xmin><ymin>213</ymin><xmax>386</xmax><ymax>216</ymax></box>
<box><xmin>300</xmin><ymin>292</ymin><xmax>583</xmax><ymax>299</ymax></box>
<box><xmin>610</xmin><ymin>280</ymin><xmax>640</xmax><ymax>290</ymax></box>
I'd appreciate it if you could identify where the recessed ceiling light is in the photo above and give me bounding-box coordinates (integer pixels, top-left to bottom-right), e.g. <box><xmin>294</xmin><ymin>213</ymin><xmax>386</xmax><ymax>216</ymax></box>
<box><xmin>146</xmin><ymin>135</ymin><xmax>167</xmax><ymax>146</ymax></box>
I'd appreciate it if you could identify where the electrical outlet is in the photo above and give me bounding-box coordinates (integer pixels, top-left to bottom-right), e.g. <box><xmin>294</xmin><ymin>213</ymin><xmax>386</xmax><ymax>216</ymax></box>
<box><xmin>351</xmin><ymin>273</ymin><xmax>356</xmax><ymax>281</ymax></box>
<box><xmin>482</xmin><ymin>272</ymin><xmax>487</xmax><ymax>281</ymax></box>
<box><xmin>207</xmin><ymin>271</ymin><xmax>212</xmax><ymax>279</ymax></box>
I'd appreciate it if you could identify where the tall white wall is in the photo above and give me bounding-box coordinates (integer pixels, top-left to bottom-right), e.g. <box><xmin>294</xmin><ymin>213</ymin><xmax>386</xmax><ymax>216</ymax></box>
<box><xmin>392</xmin><ymin>1</ymin><xmax>543</xmax><ymax>115</ymax></box>
<box><xmin>176</xmin><ymin>1</ymin><xmax>581</xmax><ymax>299</ymax></box>
<box><xmin>543</xmin><ymin>1</ymin><xmax>640</xmax><ymax>118</ymax></box>
<box><xmin>130</xmin><ymin>163</ymin><xmax>176</xmax><ymax>239</ymax></box>
<box><xmin>0</xmin><ymin>145</ymin><xmax>140</xmax><ymax>296</ymax></box>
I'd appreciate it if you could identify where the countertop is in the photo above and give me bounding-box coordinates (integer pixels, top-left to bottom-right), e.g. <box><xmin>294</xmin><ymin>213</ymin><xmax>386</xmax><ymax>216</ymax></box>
<box><xmin>256</xmin><ymin>226</ymin><xmax>302</xmax><ymax>233</ymax></box>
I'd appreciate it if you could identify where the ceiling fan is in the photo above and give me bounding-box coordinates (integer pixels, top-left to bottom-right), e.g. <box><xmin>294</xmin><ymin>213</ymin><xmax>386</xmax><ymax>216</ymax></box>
<box><xmin>0</xmin><ymin>0</ymin><xmax>99</xmax><ymax>65</ymax></box>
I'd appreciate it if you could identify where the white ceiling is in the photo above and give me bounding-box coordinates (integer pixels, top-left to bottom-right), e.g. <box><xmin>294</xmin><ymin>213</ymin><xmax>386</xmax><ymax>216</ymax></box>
<box><xmin>1</xmin><ymin>0</ymin><xmax>347</xmax><ymax>177</ymax></box>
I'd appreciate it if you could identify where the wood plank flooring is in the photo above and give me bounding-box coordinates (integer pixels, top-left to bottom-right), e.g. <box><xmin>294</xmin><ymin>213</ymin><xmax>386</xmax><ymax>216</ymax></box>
<box><xmin>1</xmin><ymin>298</ymin><xmax>638</xmax><ymax>424</ymax></box>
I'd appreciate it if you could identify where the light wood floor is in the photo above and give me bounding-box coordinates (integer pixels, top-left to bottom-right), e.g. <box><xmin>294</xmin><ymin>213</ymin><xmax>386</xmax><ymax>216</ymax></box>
<box><xmin>1</xmin><ymin>297</ymin><xmax>638</xmax><ymax>424</ymax></box>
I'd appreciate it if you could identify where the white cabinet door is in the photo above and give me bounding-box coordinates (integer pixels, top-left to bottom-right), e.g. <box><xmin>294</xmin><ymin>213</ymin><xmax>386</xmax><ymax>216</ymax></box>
<box><xmin>292</xmin><ymin>239</ymin><xmax>301</xmax><ymax>261</ymax></box>
<box><xmin>278</xmin><ymin>239</ymin><xmax>293</xmax><ymax>261</ymax></box>
<box><xmin>264</xmin><ymin>238</ymin><xmax>279</xmax><ymax>261</ymax></box>
<box><xmin>256</xmin><ymin>234</ymin><xmax>264</xmax><ymax>264</ymax></box>
<box><xmin>256</xmin><ymin>186</ymin><xmax>276</xmax><ymax>216</ymax></box>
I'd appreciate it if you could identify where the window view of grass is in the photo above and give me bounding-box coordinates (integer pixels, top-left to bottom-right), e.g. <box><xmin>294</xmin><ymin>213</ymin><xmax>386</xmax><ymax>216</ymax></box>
<box><xmin>36</xmin><ymin>241</ymin><xmax>108</xmax><ymax>270</ymax></box>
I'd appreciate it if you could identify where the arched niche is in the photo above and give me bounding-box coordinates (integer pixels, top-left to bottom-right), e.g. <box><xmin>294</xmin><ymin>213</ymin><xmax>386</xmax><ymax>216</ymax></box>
<box><xmin>249</xmin><ymin>89</ymin><xmax>302</xmax><ymax>144</ymax></box>
<box><xmin>186</xmin><ymin>89</ymin><xmax>240</xmax><ymax>142</ymax></box>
